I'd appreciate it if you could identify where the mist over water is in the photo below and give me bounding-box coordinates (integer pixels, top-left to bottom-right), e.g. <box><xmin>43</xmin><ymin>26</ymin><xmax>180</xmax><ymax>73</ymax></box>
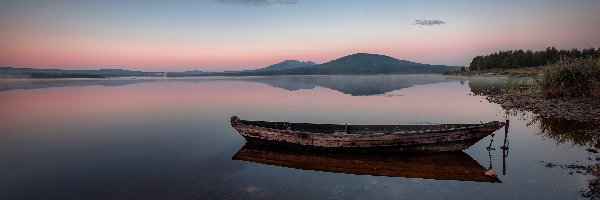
<box><xmin>0</xmin><ymin>75</ymin><xmax>597</xmax><ymax>199</ymax></box>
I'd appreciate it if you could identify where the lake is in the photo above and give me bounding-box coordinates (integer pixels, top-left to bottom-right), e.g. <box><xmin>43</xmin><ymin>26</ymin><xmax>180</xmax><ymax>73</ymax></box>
<box><xmin>1</xmin><ymin>75</ymin><xmax>598</xmax><ymax>199</ymax></box>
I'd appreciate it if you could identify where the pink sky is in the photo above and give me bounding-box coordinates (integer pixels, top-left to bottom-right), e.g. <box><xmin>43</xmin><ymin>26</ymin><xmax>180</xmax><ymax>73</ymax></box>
<box><xmin>1</xmin><ymin>1</ymin><xmax>599</xmax><ymax>71</ymax></box>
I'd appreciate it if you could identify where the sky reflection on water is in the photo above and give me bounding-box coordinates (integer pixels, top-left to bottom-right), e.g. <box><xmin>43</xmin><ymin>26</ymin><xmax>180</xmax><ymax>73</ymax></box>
<box><xmin>0</xmin><ymin>75</ymin><xmax>597</xmax><ymax>199</ymax></box>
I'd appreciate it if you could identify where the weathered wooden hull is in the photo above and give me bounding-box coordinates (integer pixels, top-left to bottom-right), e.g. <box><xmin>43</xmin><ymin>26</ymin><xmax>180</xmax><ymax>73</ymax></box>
<box><xmin>233</xmin><ymin>143</ymin><xmax>501</xmax><ymax>183</ymax></box>
<box><xmin>231</xmin><ymin>116</ymin><xmax>505</xmax><ymax>153</ymax></box>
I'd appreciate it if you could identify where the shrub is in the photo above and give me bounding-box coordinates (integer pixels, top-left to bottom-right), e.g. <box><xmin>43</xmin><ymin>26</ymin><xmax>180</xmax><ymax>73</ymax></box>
<box><xmin>539</xmin><ymin>59</ymin><xmax>600</xmax><ymax>98</ymax></box>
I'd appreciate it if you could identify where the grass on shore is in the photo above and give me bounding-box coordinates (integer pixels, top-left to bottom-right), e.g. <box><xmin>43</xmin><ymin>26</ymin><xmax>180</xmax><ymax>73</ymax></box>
<box><xmin>455</xmin><ymin>58</ymin><xmax>600</xmax><ymax>99</ymax></box>
<box><xmin>538</xmin><ymin>59</ymin><xmax>600</xmax><ymax>98</ymax></box>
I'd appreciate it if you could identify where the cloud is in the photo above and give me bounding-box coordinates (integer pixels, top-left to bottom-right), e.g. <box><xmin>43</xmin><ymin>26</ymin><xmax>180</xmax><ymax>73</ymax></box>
<box><xmin>414</xmin><ymin>19</ymin><xmax>446</xmax><ymax>26</ymax></box>
<box><xmin>215</xmin><ymin>0</ymin><xmax>298</xmax><ymax>6</ymax></box>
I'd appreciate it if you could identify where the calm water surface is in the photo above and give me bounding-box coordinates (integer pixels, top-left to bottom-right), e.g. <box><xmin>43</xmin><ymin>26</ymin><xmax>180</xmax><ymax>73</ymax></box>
<box><xmin>0</xmin><ymin>75</ymin><xmax>598</xmax><ymax>199</ymax></box>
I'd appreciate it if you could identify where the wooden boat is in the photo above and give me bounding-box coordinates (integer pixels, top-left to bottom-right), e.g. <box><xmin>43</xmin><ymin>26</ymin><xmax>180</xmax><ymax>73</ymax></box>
<box><xmin>230</xmin><ymin>116</ymin><xmax>506</xmax><ymax>153</ymax></box>
<box><xmin>233</xmin><ymin>143</ymin><xmax>501</xmax><ymax>183</ymax></box>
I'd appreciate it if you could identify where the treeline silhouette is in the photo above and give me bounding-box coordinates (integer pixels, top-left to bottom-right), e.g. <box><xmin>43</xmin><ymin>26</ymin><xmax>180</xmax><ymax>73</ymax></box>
<box><xmin>469</xmin><ymin>47</ymin><xmax>600</xmax><ymax>70</ymax></box>
<box><xmin>26</xmin><ymin>73</ymin><xmax>104</xmax><ymax>78</ymax></box>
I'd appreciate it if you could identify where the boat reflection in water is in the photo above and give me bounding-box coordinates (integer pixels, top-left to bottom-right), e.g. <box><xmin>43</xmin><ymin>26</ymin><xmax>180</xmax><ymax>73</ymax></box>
<box><xmin>233</xmin><ymin>143</ymin><xmax>501</xmax><ymax>183</ymax></box>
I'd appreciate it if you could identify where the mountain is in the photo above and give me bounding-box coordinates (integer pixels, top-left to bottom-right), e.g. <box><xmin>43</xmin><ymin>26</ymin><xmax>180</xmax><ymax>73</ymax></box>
<box><xmin>278</xmin><ymin>53</ymin><xmax>459</xmax><ymax>75</ymax></box>
<box><xmin>223</xmin><ymin>60</ymin><xmax>316</xmax><ymax>73</ymax></box>
<box><xmin>217</xmin><ymin>53</ymin><xmax>459</xmax><ymax>76</ymax></box>
<box><xmin>257</xmin><ymin>60</ymin><xmax>316</xmax><ymax>71</ymax></box>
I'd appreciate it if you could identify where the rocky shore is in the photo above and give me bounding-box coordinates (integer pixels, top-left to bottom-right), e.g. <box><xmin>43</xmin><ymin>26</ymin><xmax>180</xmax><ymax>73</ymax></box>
<box><xmin>486</xmin><ymin>91</ymin><xmax>600</xmax><ymax>122</ymax></box>
<box><xmin>482</xmin><ymin>85</ymin><xmax>600</xmax><ymax>126</ymax></box>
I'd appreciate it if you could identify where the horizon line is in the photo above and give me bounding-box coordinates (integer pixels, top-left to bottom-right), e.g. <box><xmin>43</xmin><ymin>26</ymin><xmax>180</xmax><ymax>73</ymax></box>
<box><xmin>1</xmin><ymin>52</ymin><xmax>463</xmax><ymax>72</ymax></box>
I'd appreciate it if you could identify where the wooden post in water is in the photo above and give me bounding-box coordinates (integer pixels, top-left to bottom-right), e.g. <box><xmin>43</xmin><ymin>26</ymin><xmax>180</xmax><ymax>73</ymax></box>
<box><xmin>501</xmin><ymin>119</ymin><xmax>509</xmax><ymax>175</ymax></box>
<box><xmin>502</xmin><ymin>147</ymin><xmax>508</xmax><ymax>175</ymax></box>
<box><xmin>501</xmin><ymin>120</ymin><xmax>509</xmax><ymax>150</ymax></box>
<box><xmin>344</xmin><ymin>124</ymin><xmax>349</xmax><ymax>134</ymax></box>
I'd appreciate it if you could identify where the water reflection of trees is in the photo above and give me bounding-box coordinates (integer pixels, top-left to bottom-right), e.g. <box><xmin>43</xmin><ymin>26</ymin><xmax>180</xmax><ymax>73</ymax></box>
<box><xmin>471</xmin><ymin>77</ymin><xmax>600</xmax><ymax>199</ymax></box>
<box><xmin>467</xmin><ymin>77</ymin><xmax>508</xmax><ymax>96</ymax></box>
<box><xmin>469</xmin><ymin>77</ymin><xmax>600</xmax><ymax>149</ymax></box>
<box><xmin>529</xmin><ymin>115</ymin><xmax>600</xmax><ymax>199</ymax></box>
<box><xmin>467</xmin><ymin>77</ymin><xmax>534</xmax><ymax>96</ymax></box>
<box><xmin>530</xmin><ymin>117</ymin><xmax>600</xmax><ymax>149</ymax></box>
<box><xmin>498</xmin><ymin>106</ymin><xmax>600</xmax><ymax>149</ymax></box>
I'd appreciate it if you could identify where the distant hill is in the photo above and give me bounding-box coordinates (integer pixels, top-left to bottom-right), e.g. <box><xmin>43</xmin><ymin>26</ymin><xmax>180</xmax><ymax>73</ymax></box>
<box><xmin>166</xmin><ymin>70</ymin><xmax>208</xmax><ymax>77</ymax></box>
<box><xmin>223</xmin><ymin>60</ymin><xmax>316</xmax><ymax>74</ymax></box>
<box><xmin>257</xmin><ymin>60</ymin><xmax>316</xmax><ymax>71</ymax></box>
<box><xmin>0</xmin><ymin>67</ymin><xmax>164</xmax><ymax>78</ymax></box>
<box><xmin>218</xmin><ymin>53</ymin><xmax>459</xmax><ymax>75</ymax></box>
<box><xmin>1</xmin><ymin>53</ymin><xmax>459</xmax><ymax>78</ymax></box>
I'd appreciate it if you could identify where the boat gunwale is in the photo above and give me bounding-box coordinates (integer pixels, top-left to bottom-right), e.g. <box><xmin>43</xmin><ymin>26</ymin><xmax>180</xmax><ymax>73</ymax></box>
<box><xmin>233</xmin><ymin>118</ymin><xmax>503</xmax><ymax>136</ymax></box>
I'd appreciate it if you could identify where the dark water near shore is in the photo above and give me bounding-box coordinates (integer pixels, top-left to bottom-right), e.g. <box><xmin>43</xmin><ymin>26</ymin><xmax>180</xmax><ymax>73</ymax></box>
<box><xmin>1</xmin><ymin>75</ymin><xmax>598</xmax><ymax>199</ymax></box>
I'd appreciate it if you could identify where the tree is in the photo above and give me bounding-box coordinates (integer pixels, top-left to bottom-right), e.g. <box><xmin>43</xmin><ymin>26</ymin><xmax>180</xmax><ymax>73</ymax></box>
<box><xmin>469</xmin><ymin>47</ymin><xmax>599</xmax><ymax>70</ymax></box>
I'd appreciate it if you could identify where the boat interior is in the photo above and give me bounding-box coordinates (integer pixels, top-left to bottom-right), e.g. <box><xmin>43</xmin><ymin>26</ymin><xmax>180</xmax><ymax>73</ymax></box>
<box><xmin>237</xmin><ymin>119</ymin><xmax>488</xmax><ymax>134</ymax></box>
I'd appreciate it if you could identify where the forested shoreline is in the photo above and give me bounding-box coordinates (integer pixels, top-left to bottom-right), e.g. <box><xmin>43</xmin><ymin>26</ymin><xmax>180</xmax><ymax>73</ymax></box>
<box><xmin>469</xmin><ymin>47</ymin><xmax>600</xmax><ymax>70</ymax></box>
